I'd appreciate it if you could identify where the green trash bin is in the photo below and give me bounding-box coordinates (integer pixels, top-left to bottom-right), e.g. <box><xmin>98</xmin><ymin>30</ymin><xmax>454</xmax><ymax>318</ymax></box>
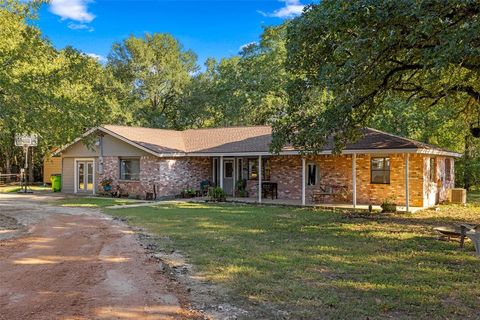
<box><xmin>50</xmin><ymin>174</ymin><xmax>62</xmax><ymax>192</ymax></box>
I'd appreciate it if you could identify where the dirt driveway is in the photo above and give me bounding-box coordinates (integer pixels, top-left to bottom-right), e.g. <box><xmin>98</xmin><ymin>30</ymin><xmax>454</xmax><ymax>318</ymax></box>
<box><xmin>0</xmin><ymin>194</ymin><xmax>201</xmax><ymax>320</ymax></box>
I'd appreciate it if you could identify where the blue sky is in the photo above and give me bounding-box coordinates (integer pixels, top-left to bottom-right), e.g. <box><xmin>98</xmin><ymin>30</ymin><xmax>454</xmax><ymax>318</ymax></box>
<box><xmin>34</xmin><ymin>0</ymin><xmax>310</xmax><ymax>66</ymax></box>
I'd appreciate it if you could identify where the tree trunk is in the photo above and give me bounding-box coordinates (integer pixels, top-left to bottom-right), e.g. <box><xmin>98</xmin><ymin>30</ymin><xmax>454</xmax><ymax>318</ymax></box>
<box><xmin>463</xmin><ymin>134</ymin><xmax>472</xmax><ymax>191</ymax></box>
<box><xmin>5</xmin><ymin>157</ymin><xmax>11</xmax><ymax>183</ymax></box>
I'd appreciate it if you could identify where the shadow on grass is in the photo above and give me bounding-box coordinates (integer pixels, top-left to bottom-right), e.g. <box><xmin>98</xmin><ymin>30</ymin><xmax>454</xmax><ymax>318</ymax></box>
<box><xmin>108</xmin><ymin>202</ymin><xmax>480</xmax><ymax>319</ymax></box>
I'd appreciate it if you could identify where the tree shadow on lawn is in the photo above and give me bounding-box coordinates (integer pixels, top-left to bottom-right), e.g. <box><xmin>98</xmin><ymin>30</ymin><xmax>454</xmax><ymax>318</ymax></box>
<box><xmin>112</xmin><ymin>203</ymin><xmax>480</xmax><ymax>319</ymax></box>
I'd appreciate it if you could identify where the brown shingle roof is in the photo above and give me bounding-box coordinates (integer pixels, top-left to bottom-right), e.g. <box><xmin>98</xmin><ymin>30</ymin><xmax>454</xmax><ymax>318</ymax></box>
<box><xmin>183</xmin><ymin>126</ymin><xmax>272</xmax><ymax>153</ymax></box>
<box><xmin>99</xmin><ymin>125</ymin><xmax>458</xmax><ymax>156</ymax></box>
<box><xmin>343</xmin><ymin>128</ymin><xmax>448</xmax><ymax>151</ymax></box>
<box><xmin>103</xmin><ymin>125</ymin><xmax>185</xmax><ymax>153</ymax></box>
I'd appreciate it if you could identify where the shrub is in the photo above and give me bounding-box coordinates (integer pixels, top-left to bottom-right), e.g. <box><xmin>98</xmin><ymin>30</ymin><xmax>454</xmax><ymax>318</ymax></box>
<box><xmin>235</xmin><ymin>179</ymin><xmax>247</xmax><ymax>197</ymax></box>
<box><xmin>181</xmin><ymin>188</ymin><xmax>197</xmax><ymax>198</ymax></box>
<box><xmin>381</xmin><ymin>197</ymin><xmax>397</xmax><ymax>213</ymax></box>
<box><xmin>208</xmin><ymin>186</ymin><xmax>226</xmax><ymax>202</ymax></box>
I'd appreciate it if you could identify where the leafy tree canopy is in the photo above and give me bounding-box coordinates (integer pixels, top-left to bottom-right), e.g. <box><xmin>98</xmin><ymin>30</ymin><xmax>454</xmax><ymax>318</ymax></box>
<box><xmin>272</xmin><ymin>0</ymin><xmax>480</xmax><ymax>153</ymax></box>
<box><xmin>107</xmin><ymin>33</ymin><xmax>198</xmax><ymax>128</ymax></box>
<box><xmin>0</xmin><ymin>0</ymin><xmax>112</xmax><ymax>173</ymax></box>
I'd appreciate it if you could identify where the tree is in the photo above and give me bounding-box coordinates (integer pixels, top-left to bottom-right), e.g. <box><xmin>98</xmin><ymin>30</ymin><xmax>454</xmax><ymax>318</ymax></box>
<box><xmin>272</xmin><ymin>0</ymin><xmax>480</xmax><ymax>153</ymax></box>
<box><xmin>0</xmin><ymin>0</ymin><xmax>112</xmax><ymax>177</ymax></box>
<box><xmin>107</xmin><ymin>33</ymin><xmax>198</xmax><ymax>128</ymax></box>
<box><xmin>185</xmin><ymin>25</ymin><xmax>290</xmax><ymax>128</ymax></box>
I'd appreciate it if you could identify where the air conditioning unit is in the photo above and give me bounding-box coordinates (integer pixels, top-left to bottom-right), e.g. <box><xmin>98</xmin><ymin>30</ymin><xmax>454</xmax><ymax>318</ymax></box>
<box><xmin>449</xmin><ymin>188</ymin><xmax>467</xmax><ymax>204</ymax></box>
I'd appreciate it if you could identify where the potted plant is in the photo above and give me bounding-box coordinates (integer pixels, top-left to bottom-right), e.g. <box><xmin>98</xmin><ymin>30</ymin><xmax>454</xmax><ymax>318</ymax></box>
<box><xmin>208</xmin><ymin>187</ymin><xmax>227</xmax><ymax>202</ymax></box>
<box><xmin>235</xmin><ymin>179</ymin><xmax>247</xmax><ymax>197</ymax></box>
<box><xmin>100</xmin><ymin>178</ymin><xmax>113</xmax><ymax>192</ymax></box>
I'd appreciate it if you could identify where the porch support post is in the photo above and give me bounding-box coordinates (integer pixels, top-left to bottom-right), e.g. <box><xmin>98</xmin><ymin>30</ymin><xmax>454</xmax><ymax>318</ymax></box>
<box><xmin>301</xmin><ymin>157</ymin><xmax>306</xmax><ymax>206</ymax></box>
<box><xmin>258</xmin><ymin>155</ymin><xmax>262</xmax><ymax>203</ymax></box>
<box><xmin>233</xmin><ymin>157</ymin><xmax>236</xmax><ymax>197</ymax></box>
<box><xmin>405</xmin><ymin>153</ymin><xmax>410</xmax><ymax>213</ymax></box>
<box><xmin>220</xmin><ymin>156</ymin><xmax>224</xmax><ymax>189</ymax></box>
<box><xmin>352</xmin><ymin>153</ymin><xmax>357</xmax><ymax>208</ymax></box>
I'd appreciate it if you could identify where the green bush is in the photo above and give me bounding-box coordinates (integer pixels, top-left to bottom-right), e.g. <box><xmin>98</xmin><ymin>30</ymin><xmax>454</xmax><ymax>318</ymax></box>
<box><xmin>235</xmin><ymin>179</ymin><xmax>247</xmax><ymax>197</ymax></box>
<box><xmin>208</xmin><ymin>186</ymin><xmax>226</xmax><ymax>202</ymax></box>
<box><xmin>181</xmin><ymin>188</ymin><xmax>197</xmax><ymax>198</ymax></box>
<box><xmin>381</xmin><ymin>197</ymin><xmax>397</xmax><ymax>213</ymax></box>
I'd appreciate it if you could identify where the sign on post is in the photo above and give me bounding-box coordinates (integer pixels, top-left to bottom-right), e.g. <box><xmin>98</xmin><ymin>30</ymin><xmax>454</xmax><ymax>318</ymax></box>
<box><xmin>15</xmin><ymin>134</ymin><xmax>38</xmax><ymax>147</ymax></box>
<box><xmin>14</xmin><ymin>134</ymin><xmax>38</xmax><ymax>194</ymax></box>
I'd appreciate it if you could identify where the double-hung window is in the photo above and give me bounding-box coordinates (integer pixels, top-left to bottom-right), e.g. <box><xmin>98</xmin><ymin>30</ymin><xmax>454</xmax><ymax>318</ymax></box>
<box><xmin>119</xmin><ymin>158</ymin><xmax>140</xmax><ymax>181</ymax></box>
<box><xmin>371</xmin><ymin>157</ymin><xmax>390</xmax><ymax>184</ymax></box>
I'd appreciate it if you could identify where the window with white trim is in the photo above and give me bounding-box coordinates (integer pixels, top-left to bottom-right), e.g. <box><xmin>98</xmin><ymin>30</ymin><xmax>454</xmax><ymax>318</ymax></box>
<box><xmin>371</xmin><ymin>157</ymin><xmax>390</xmax><ymax>184</ymax></box>
<box><xmin>119</xmin><ymin>158</ymin><xmax>140</xmax><ymax>181</ymax></box>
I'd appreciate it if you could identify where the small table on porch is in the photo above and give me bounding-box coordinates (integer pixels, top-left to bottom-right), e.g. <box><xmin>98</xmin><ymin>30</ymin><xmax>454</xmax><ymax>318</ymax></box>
<box><xmin>262</xmin><ymin>182</ymin><xmax>278</xmax><ymax>200</ymax></box>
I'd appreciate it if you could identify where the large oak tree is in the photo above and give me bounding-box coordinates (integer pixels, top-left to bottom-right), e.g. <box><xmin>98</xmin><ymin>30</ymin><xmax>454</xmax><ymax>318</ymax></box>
<box><xmin>272</xmin><ymin>0</ymin><xmax>480</xmax><ymax>153</ymax></box>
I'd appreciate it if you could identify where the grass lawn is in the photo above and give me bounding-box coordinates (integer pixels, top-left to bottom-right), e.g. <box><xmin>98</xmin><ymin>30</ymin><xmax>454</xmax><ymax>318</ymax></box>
<box><xmin>55</xmin><ymin>197</ymin><xmax>138</xmax><ymax>208</ymax></box>
<box><xmin>0</xmin><ymin>185</ymin><xmax>51</xmax><ymax>193</ymax></box>
<box><xmin>102</xmin><ymin>198</ymin><xmax>480</xmax><ymax>319</ymax></box>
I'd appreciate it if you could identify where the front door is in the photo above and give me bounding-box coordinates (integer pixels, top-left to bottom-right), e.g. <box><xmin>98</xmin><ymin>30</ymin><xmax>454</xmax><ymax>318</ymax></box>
<box><xmin>223</xmin><ymin>159</ymin><xmax>234</xmax><ymax>196</ymax></box>
<box><xmin>76</xmin><ymin>160</ymin><xmax>94</xmax><ymax>193</ymax></box>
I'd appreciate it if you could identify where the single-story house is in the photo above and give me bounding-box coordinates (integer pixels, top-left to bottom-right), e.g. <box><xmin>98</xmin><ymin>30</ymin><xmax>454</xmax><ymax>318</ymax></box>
<box><xmin>52</xmin><ymin>125</ymin><xmax>461</xmax><ymax>209</ymax></box>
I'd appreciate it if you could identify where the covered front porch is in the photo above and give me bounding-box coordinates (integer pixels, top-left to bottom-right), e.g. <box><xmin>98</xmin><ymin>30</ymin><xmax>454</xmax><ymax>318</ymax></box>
<box><xmin>210</xmin><ymin>152</ymin><xmax>416</xmax><ymax>212</ymax></box>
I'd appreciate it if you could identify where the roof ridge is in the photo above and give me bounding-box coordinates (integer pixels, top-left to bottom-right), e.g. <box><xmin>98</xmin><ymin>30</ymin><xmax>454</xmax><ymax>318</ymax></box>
<box><xmin>183</xmin><ymin>125</ymin><xmax>272</xmax><ymax>132</ymax></box>
<box><xmin>103</xmin><ymin>124</ymin><xmax>180</xmax><ymax>133</ymax></box>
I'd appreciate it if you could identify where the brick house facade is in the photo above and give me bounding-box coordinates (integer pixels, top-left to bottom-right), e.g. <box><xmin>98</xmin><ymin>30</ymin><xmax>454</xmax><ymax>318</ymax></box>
<box><xmin>100</xmin><ymin>156</ymin><xmax>211</xmax><ymax>198</ymax></box>
<box><xmin>54</xmin><ymin>125</ymin><xmax>460</xmax><ymax>208</ymax></box>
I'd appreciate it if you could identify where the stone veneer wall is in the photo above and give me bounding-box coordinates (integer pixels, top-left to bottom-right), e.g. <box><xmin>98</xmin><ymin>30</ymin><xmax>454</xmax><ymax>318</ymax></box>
<box><xmin>98</xmin><ymin>156</ymin><xmax>211</xmax><ymax>199</ymax></box>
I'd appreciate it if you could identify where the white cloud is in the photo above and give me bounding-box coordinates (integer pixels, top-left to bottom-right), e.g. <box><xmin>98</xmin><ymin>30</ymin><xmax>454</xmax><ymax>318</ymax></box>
<box><xmin>68</xmin><ymin>23</ymin><xmax>94</xmax><ymax>32</ymax></box>
<box><xmin>49</xmin><ymin>0</ymin><xmax>95</xmax><ymax>23</ymax></box>
<box><xmin>239</xmin><ymin>42</ymin><xmax>257</xmax><ymax>51</ymax></box>
<box><xmin>259</xmin><ymin>0</ymin><xmax>305</xmax><ymax>19</ymax></box>
<box><xmin>86</xmin><ymin>53</ymin><xmax>106</xmax><ymax>63</ymax></box>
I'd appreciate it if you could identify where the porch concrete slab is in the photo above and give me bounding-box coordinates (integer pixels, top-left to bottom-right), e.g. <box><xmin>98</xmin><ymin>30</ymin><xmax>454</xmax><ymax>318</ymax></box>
<box><xmin>106</xmin><ymin>196</ymin><xmax>423</xmax><ymax>213</ymax></box>
<box><xmin>225</xmin><ymin>197</ymin><xmax>424</xmax><ymax>213</ymax></box>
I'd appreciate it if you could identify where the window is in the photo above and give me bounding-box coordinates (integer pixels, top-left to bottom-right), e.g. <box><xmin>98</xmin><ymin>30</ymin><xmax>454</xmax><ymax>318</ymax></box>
<box><xmin>371</xmin><ymin>157</ymin><xmax>390</xmax><ymax>184</ymax></box>
<box><xmin>119</xmin><ymin>158</ymin><xmax>140</xmax><ymax>180</ymax></box>
<box><xmin>224</xmin><ymin>161</ymin><xmax>233</xmax><ymax>178</ymax></box>
<box><xmin>429</xmin><ymin>158</ymin><xmax>436</xmax><ymax>182</ymax></box>
<box><xmin>445</xmin><ymin>158</ymin><xmax>452</xmax><ymax>181</ymax></box>
<box><xmin>307</xmin><ymin>163</ymin><xmax>318</xmax><ymax>186</ymax></box>
<box><xmin>248</xmin><ymin>158</ymin><xmax>271</xmax><ymax>180</ymax></box>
